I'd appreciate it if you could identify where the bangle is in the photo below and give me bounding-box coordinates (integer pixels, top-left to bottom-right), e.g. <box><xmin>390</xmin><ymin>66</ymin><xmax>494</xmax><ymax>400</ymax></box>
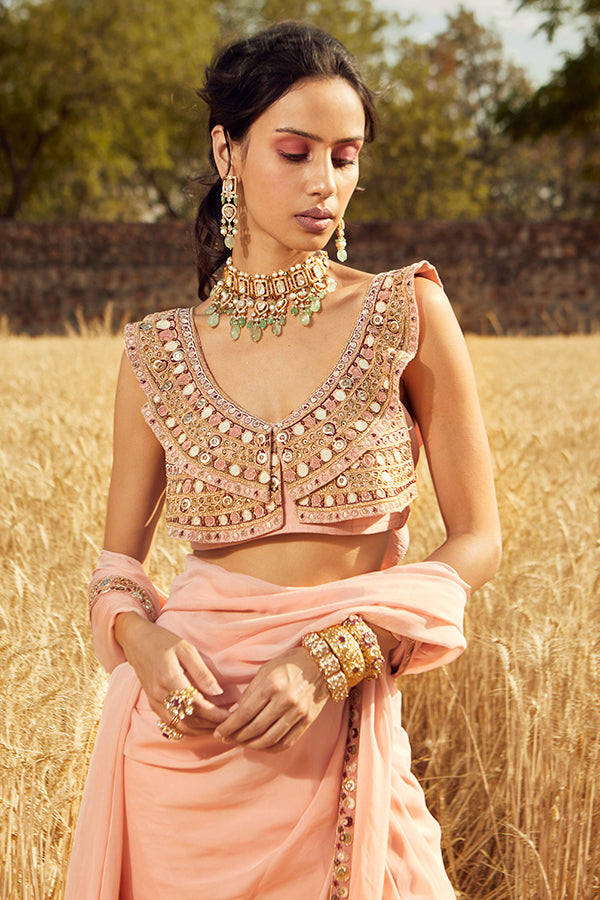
<box><xmin>341</xmin><ymin>615</ymin><xmax>385</xmax><ymax>680</ymax></box>
<box><xmin>319</xmin><ymin>625</ymin><xmax>366</xmax><ymax>688</ymax></box>
<box><xmin>88</xmin><ymin>575</ymin><xmax>157</xmax><ymax>622</ymax></box>
<box><xmin>301</xmin><ymin>632</ymin><xmax>348</xmax><ymax>701</ymax></box>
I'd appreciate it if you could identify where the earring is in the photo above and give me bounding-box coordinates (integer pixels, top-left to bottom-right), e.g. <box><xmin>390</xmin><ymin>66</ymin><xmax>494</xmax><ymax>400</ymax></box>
<box><xmin>220</xmin><ymin>175</ymin><xmax>238</xmax><ymax>250</ymax></box>
<box><xmin>335</xmin><ymin>219</ymin><xmax>348</xmax><ymax>262</ymax></box>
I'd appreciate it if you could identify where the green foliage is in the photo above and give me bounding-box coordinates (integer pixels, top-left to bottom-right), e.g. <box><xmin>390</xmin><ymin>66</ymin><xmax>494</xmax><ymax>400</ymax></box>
<box><xmin>357</xmin><ymin>8</ymin><xmax>574</xmax><ymax>220</ymax></box>
<box><xmin>0</xmin><ymin>0</ymin><xmax>217</xmax><ymax>219</ymax></box>
<box><xmin>505</xmin><ymin>0</ymin><xmax>600</xmax><ymax>134</ymax></box>
<box><xmin>1</xmin><ymin>0</ymin><xmax>597</xmax><ymax>220</ymax></box>
<box><xmin>498</xmin><ymin>0</ymin><xmax>600</xmax><ymax>214</ymax></box>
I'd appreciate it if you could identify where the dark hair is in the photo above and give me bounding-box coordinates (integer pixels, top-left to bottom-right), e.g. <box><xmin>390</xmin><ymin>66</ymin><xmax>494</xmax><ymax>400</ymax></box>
<box><xmin>193</xmin><ymin>21</ymin><xmax>377</xmax><ymax>299</ymax></box>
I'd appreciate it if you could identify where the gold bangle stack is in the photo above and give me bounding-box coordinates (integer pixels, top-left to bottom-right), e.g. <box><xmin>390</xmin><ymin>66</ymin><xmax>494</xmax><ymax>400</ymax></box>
<box><xmin>302</xmin><ymin>615</ymin><xmax>384</xmax><ymax>701</ymax></box>
<box><xmin>319</xmin><ymin>625</ymin><xmax>366</xmax><ymax>688</ymax></box>
<box><xmin>301</xmin><ymin>632</ymin><xmax>349</xmax><ymax>701</ymax></box>
<box><xmin>341</xmin><ymin>614</ymin><xmax>385</xmax><ymax>680</ymax></box>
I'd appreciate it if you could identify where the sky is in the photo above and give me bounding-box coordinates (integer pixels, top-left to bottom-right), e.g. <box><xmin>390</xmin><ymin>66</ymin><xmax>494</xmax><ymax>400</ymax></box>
<box><xmin>379</xmin><ymin>0</ymin><xmax>584</xmax><ymax>84</ymax></box>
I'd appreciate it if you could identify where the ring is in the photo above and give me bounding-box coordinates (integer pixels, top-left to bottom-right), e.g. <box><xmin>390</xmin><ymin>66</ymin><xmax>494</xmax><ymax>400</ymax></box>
<box><xmin>163</xmin><ymin>686</ymin><xmax>196</xmax><ymax>721</ymax></box>
<box><xmin>157</xmin><ymin>716</ymin><xmax>184</xmax><ymax>741</ymax></box>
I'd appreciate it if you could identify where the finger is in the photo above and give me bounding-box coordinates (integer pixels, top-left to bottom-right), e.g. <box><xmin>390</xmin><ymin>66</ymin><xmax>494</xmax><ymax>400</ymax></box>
<box><xmin>213</xmin><ymin>695</ymin><xmax>270</xmax><ymax>740</ymax></box>
<box><xmin>159</xmin><ymin>689</ymin><xmax>229</xmax><ymax>726</ymax></box>
<box><xmin>189</xmin><ymin>701</ymin><xmax>229</xmax><ymax>726</ymax></box>
<box><xmin>244</xmin><ymin>717</ymin><xmax>307</xmax><ymax>751</ymax></box>
<box><xmin>224</xmin><ymin>696</ymin><xmax>305</xmax><ymax>745</ymax></box>
<box><xmin>177</xmin><ymin>643</ymin><xmax>224</xmax><ymax>696</ymax></box>
<box><xmin>193</xmin><ymin>693</ymin><xmax>229</xmax><ymax>717</ymax></box>
<box><xmin>227</xmin><ymin>702</ymin><xmax>300</xmax><ymax>744</ymax></box>
<box><xmin>178</xmin><ymin>711</ymin><xmax>228</xmax><ymax>734</ymax></box>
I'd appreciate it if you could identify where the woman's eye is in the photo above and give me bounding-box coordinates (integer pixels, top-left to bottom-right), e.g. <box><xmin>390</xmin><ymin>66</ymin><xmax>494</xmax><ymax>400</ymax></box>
<box><xmin>280</xmin><ymin>152</ymin><xmax>307</xmax><ymax>162</ymax></box>
<box><xmin>333</xmin><ymin>157</ymin><xmax>357</xmax><ymax>168</ymax></box>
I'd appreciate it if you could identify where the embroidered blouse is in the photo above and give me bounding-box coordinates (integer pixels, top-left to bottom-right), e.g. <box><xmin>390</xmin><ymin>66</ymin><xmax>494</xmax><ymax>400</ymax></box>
<box><xmin>124</xmin><ymin>260</ymin><xmax>442</xmax><ymax>547</ymax></box>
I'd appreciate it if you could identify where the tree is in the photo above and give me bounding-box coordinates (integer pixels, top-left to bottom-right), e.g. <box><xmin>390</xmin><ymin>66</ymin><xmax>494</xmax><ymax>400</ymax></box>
<box><xmin>497</xmin><ymin>0</ymin><xmax>600</xmax><ymax>215</ymax></box>
<box><xmin>0</xmin><ymin>0</ymin><xmax>217</xmax><ymax>219</ymax></box>
<box><xmin>2</xmin><ymin>0</ymin><xmax>596</xmax><ymax>220</ymax></box>
<box><xmin>506</xmin><ymin>0</ymin><xmax>600</xmax><ymax>135</ymax></box>
<box><xmin>357</xmin><ymin>7</ymin><xmax>576</xmax><ymax>220</ymax></box>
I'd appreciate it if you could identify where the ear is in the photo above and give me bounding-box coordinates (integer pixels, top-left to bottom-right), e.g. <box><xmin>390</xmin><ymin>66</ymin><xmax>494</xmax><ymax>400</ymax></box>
<box><xmin>211</xmin><ymin>125</ymin><xmax>234</xmax><ymax>180</ymax></box>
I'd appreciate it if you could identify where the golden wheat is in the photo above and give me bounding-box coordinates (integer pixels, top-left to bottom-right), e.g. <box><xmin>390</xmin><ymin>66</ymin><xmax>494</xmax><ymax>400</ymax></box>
<box><xmin>1</xmin><ymin>334</ymin><xmax>598</xmax><ymax>900</ymax></box>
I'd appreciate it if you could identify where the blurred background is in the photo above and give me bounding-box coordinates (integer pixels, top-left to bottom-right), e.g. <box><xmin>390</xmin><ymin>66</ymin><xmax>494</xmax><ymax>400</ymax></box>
<box><xmin>1</xmin><ymin>0</ymin><xmax>598</xmax><ymax>223</ymax></box>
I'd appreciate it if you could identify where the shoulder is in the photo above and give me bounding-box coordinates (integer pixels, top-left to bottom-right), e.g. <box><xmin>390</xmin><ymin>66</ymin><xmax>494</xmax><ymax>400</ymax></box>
<box><xmin>124</xmin><ymin>307</ymin><xmax>182</xmax><ymax>339</ymax></box>
<box><xmin>123</xmin><ymin>307</ymin><xmax>187</xmax><ymax>400</ymax></box>
<box><xmin>124</xmin><ymin>307</ymin><xmax>185</xmax><ymax>361</ymax></box>
<box><xmin>386</xmin><ymin>260</ymin><xmax>455</xmax><ymax>335</ymax></box>
<box><xmin>395</xmin><ymin>260</ymin><xmax>444</xmax><ymax>298</ymax></box>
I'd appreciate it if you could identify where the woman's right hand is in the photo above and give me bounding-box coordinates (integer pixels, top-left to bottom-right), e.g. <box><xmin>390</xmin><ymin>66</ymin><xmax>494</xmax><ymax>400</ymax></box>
<box><xmin>114</xmin><ymin>611</ymin><xmax>229</xmax><ymax>734</ymax></box>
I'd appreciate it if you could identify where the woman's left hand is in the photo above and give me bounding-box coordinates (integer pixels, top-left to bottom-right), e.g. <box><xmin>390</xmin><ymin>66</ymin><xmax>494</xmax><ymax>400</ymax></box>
<box><xmin>213</xmin><ymin>647</ymin><xmax>330</xmax><ymax>752</ymax></box>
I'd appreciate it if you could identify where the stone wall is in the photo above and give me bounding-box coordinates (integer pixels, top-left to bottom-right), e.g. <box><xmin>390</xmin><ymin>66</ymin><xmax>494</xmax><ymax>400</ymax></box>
<box><xmin>1</xmin><ymin>220</ymin><xmax>599</xmax><ymax>335</ymax></box>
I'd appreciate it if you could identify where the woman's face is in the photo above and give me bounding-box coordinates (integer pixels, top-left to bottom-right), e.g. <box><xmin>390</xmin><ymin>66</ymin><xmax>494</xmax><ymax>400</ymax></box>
<box><xmin>219</xmin><ymin>77</ymin><xmax>366</xmax><ymax>267</ymax></box>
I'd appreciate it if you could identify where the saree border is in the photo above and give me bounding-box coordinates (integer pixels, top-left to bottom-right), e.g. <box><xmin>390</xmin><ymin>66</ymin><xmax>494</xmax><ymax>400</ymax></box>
<box><xmin>329</xmin><ymin>685</ymin><xmax>362</xmax><ymax>899</ymax></box>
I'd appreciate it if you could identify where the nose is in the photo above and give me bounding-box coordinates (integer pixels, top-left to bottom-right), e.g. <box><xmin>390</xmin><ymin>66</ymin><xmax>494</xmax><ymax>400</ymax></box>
<box><xmin>308</xmin><ymin>153</ymin><xmax>336</xmax><ymax>198</ymax></box>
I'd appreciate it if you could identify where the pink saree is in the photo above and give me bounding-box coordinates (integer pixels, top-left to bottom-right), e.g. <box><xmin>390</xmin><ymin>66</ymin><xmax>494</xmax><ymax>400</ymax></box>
<box><xmin>67</xmin><ymin>553</ymin><xmax>468</xmax><ymax>900</ymax></box>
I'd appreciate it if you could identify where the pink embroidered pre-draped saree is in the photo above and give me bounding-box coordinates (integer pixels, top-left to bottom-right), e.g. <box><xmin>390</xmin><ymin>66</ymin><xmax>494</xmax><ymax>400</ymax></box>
<box><xmin>66</xmin><ymin>553</ymin><xmax>468</xmax><ymax>900</ymax></box>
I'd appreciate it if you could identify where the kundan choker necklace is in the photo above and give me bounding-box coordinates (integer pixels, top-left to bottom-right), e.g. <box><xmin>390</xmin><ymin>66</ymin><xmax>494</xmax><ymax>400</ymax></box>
<box><xmin>205</xmin><ymin>251</ymin><xmax>336</xmax><ymax>342</ymax></box>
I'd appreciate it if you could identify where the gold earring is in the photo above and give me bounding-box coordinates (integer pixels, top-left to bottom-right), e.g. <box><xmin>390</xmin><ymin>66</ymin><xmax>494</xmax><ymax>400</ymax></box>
<box><xmin>220</xmin><ymin>175</ymin><xmax>238</xmax><ymax>250</ymax></box>
<box><xmin>335</xmin><ymin>219</ymin><xmax>347</xmax><ymax>262</ymax></box>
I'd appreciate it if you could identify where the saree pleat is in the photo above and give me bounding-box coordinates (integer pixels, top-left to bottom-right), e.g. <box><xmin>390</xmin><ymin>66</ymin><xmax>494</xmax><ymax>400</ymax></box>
<box><xmin>66</xmin><ymin>554</ymin><xmax>467</xmax><ymax>900</ymax></box>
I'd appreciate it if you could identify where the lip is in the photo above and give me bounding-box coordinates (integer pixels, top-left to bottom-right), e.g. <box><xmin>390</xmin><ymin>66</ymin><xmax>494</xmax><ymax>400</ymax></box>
<box><xmin>295</xmin><ymin>207</ymin><xmax>335</xmax><ymax>234</ymax></box>
<box><xmin>297</xmin><ymin>207</ymin><xmax>334</xmax><ymax>219</ymax></box>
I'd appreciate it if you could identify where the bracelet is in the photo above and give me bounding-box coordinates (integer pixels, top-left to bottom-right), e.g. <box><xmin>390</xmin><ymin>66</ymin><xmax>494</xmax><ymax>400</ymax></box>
<box><xmin>341</xmin><ymin>614</ymin><xmax>385</xmax><ymax>680</ymax></box>
<box><xmin>88</xmin><ymin>575</ymin><xmax>157</xmax><ymax>622</ymax></box>
<box><xmin>319</xmin><ymin>624</ymin><xmax>366</xmax><ymax>688</ymax></box>
<box><xmin>302</xmin><ymin>615</ymin><xmax>385</xmax><ymax>700</ymax></box>
<box><xmin>301</xmin><ymin>632</ymin><xmax>349</xmax><ymax>701</ymax></box>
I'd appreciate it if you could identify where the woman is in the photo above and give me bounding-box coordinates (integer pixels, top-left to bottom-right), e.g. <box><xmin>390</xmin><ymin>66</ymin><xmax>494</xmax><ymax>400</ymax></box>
<box><xmin>67</xmin><ymin>21</ymin><xmax>501</xmax><ymax>900</ymax></box>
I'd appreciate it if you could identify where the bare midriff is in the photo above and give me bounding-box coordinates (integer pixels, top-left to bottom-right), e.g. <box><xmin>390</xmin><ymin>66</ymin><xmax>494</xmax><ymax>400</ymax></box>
<box><xmin>193</xmin><ymin>530</ymin><xmax>392</xmax><ymax>587</ymax></box>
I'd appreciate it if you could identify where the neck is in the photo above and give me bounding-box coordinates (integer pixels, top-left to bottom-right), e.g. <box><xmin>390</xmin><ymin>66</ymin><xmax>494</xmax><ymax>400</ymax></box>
<box><xmin>229</xmin><ymin>245</ymin><xmax>321</xmax><ymax>276</ymax></box>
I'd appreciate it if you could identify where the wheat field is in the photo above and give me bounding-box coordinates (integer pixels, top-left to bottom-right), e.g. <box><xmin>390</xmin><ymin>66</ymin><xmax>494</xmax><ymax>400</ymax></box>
<box><xmin>0</xmin><ymin>331</ymin><xmax>598</xmax><ymax>899</ymax></box>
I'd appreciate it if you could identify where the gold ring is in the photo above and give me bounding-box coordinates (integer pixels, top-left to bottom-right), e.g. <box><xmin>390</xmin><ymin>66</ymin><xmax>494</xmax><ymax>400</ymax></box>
<box><xmin>157</xmin><ymin>716</ymin><xmax>184</xmax><ymax>741</ymax></box>
<box><xmin>163</xmin><ymin>686</ymin><xmax>196</xmax><ymax>721</ymax></box>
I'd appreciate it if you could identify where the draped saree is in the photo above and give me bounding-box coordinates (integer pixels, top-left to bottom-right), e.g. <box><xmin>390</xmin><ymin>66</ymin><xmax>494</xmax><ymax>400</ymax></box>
<box><xmin>66</xmin><ymin>551</ymin><xmax>468</xmax><ymax>900</ymax></box>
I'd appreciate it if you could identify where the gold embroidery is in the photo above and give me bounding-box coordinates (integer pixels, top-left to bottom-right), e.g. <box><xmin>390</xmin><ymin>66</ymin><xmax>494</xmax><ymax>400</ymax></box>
<box><xmin>124</xmin><ymin>265</ymin><xmax>422</xmax><ymax>544</ymax></box>
<box><xmin>329</xmin><ymin>686</ymin><xmax>362</xmax><ymax>899</ymax></box>
<box><xmin>88</xmin><ymin>576</ymin><xmax>157</xmax><ymax>621</ymax></box>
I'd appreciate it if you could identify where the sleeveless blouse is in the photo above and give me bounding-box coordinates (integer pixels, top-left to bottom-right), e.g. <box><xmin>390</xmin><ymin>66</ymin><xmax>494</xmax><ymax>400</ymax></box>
<box><xmin>124</xmin><ymin>260</ymin><xmax>442</xmax><ymax>547</ymax></box>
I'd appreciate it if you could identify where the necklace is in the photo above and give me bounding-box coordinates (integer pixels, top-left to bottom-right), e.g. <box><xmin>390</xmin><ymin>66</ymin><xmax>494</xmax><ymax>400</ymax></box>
<box><xmin>205</xmin><ymin>251</ymin><xmax>336</xmax><ymax>342</ymax></box>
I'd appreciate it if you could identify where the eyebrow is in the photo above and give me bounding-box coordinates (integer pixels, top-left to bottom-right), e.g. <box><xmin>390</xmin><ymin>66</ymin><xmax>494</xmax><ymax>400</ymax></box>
<box><xmin>274</xmin><ymin>127</ymin><xmax>364</xmax><ymax>143</ymax></box>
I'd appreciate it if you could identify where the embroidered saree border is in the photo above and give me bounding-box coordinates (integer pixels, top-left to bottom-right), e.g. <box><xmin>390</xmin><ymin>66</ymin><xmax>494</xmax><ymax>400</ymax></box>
<box><xmin>330</xmin><ymin>686</ymin><xmax>362</xmax><ymax>899</ymax></box>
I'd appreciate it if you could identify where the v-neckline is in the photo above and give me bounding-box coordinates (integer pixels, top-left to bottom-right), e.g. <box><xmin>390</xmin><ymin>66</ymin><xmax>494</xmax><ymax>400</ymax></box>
<box><xmin>180</xmin><ymin>271</ymin><xmax>385</xmax><ymax>429</ymax></box>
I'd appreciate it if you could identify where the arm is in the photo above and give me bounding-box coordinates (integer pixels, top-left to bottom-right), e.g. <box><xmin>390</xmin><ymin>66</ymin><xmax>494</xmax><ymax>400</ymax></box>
<box><xmin>104</xmin><ymin>351</ymin><xmax>166</xmax><ymax>562</ymax></box>
<box><xmin>98</xmin><ymin>352</ymin><xmax>228</xmax><ymax>731</ymax></box>
<box><xmin>403</xmin><ymin>276</ymin><xmax>502</xmax><ymax>590</ymax></box>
